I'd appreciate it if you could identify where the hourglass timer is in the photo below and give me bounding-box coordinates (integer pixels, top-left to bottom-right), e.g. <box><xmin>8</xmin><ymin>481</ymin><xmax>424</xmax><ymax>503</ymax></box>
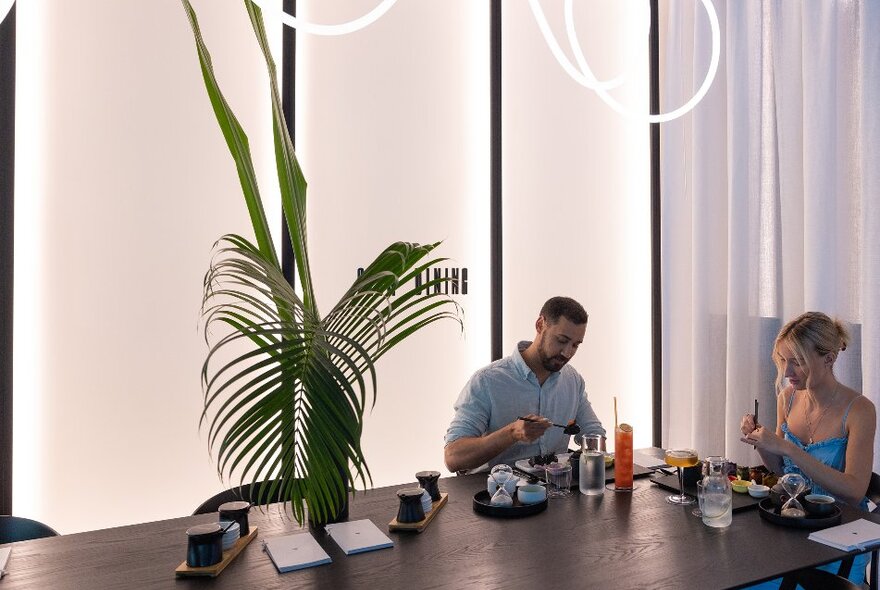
<box><xmin>779</xmin><ymin>473</ymin><xmax>808</xmax><ymax>518</ymax></box>
<box><xmin>489</xmin><ymin>464</ymin><xmax>514</xmax><ymax>507</ymax></box>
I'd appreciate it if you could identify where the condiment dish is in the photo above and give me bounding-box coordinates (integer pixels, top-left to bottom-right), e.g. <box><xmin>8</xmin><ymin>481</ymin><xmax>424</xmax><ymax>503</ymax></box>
<box><xmin>747</xmin><ymin>484</ymin><xmax>770</xmax><ymax>498</ymax></box>
<box><xmin>731</xmin><ymin>479</ymin><xmax>750</xmax><ymax>493</ymax></box>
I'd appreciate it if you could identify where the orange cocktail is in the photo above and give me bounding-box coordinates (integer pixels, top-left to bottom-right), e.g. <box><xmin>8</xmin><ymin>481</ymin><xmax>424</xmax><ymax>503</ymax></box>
<box><xmin>664</xmin><ymin>449</ymin><xmax>698</xmax><ymax>505</ymax></box>
<box><xmin>614</xmin><ymin>424</ymin><xmax>634</xmax><ymax>490</ymax></box>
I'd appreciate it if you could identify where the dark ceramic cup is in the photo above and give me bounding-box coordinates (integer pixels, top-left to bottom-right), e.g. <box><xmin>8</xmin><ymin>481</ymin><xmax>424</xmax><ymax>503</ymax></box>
<box><xmin>803</xmin><ymin>494</ymin><xmax>836</xmax><ymax>516</ymax></box>
<box><xmin>218</xmin><ymin>501</ymin><xmax>251</xmax><ymax>537</ymax></box>
<box><xmin>186</xmin><ymin>523</ymin><xmax>224</xmax><ymax>567</ymax></box>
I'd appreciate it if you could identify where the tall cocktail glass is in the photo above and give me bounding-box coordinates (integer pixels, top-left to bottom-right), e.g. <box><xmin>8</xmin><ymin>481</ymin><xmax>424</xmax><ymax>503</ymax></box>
<box><xmin>664</xmin><ymin>449</ymin><xmax>699</xmax><ymax>505</ymax></box>
<box><xmin>613</xmin><ymin>424</ymin><xmax>634</xmax><ymax>491</ymax></box>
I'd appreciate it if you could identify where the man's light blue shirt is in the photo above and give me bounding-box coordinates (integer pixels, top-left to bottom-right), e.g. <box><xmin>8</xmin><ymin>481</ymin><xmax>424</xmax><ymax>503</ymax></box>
<box><xmin>444</xmin><ymin>341</ymin><xmax>605</xmax><ymax>471</ymax></box>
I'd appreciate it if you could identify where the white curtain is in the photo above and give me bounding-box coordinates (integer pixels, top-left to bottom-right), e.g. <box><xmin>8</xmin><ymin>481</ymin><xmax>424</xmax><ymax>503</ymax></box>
<box><xmin>661</xmin><ymin>0</ymin><xmax>880</xmax><ymax>469</ymax></box>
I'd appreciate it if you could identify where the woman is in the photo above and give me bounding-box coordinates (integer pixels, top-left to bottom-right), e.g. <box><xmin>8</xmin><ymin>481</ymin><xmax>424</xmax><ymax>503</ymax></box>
<box><xmin>741</xmin><ymin>311</ymin><xmax>875</xmax><ymax>585</ymax></box>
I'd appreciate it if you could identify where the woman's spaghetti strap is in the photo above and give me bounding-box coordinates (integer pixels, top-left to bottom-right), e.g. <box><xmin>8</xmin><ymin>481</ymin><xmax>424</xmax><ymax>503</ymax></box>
<box><xmin>840</xmin><ymin>395</ymin><xmax>860</xmax><ymax>436</ymax></box>
<box><xmin>785</xmin><ymin>389</ymin><xmax>797</xmax><ymax>417</ymax></box>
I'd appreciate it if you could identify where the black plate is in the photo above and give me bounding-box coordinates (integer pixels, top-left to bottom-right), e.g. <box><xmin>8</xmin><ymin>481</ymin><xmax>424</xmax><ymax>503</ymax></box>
<box><xmin>473</xmin><ymin>490</ymin><xmax>547</xmax><ymax>518</ymax></box>
<box><xmin>757</xmin><ymin>498</ymin><xmax>842</xmax><ymax>529</ymax></box>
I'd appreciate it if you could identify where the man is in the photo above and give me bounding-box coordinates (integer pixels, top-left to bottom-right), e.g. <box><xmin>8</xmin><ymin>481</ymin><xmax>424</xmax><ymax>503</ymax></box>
<box><xmin>444</xmin><ymin>296</ymin><xmax>605</xmax><ymax>473</ymax></box>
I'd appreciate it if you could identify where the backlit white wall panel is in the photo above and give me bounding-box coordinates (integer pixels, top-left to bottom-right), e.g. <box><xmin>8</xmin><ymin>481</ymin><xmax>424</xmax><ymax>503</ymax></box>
<box><xmin>297</xmin><ymin>0</ymin><xmax>490</xmax><ymax>487</ymax></box>
<box><xmin>503</xmin><ymin>1</ymin><xmax>653</xmax><ymax>449</ymax></box>
<box><xmin>14</xmin><ymin>0</ymin><xmax>282</xmax><ymax>533</ymax></box>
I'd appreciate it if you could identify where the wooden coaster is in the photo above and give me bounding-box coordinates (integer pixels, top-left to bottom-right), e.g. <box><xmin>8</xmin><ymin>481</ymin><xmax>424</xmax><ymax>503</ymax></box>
<box><xmin>175</xmin><ymin>526</ymin><xmax>258</xmax><ymax>577</ymax></box>
<box><xmin>389</xmin><ymin>493</ymin><xmax>448</xmax><ymax>533</ymax></box>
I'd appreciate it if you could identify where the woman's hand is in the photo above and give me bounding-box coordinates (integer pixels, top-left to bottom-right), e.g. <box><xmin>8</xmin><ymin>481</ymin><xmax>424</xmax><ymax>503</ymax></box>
<box><xmin>740</xmin><ymin>425</ymin><xmax>787</xmax><ymax>455</ymax></box>
<box><xmin>740</xmin><ymin>413</ymin><xmax>758</xmax><ymax>436</ymax></box>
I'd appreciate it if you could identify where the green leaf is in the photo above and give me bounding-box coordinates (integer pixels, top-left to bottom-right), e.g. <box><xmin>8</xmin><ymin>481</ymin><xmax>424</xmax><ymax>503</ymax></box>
<box><xmin>184</xmin><ymin>1</ymin><xmax>463</xmax><ymax>526</ymax></box>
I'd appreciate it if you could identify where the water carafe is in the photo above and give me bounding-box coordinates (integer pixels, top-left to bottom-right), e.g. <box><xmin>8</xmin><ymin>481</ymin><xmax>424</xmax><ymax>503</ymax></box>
<box><xmin>701</xmin><ymin>456</ymin><xmax>732</xmax><ymax>528</ymax></box>
<box><xmin>579</xmin><ymin>434</ymin><xmax>605</xmax><ymax>495</ymax></box>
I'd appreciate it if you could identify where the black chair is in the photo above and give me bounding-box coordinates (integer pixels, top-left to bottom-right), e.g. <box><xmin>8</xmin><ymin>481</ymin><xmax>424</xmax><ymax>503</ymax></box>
<box><xmin>779</xmin><ymin>567</ymin><xmax>862</xmax><ymax>590</ymax></box>
<box><xmin>0</xmin><ymin>516</ymin><xmax>58</xmax><ymax>544</ymax></box>
<box><xmin>866</xmin><ymin>471</ymin><xmax>880</xmax><ymax>512</ymax></box>
<box><xmin>193</xmin><ymin>479</ymin><xmax>285</xmax><ymax>515</ymax></box>
<box><xmin>866</xmin><ymin>472</ymin><xmax>880</xmax><ymax>588</ymax></box>
<box><xmin>779</xmin><ymin>472</ymin><xmax>880</xmax><ymax>590</ymax></box>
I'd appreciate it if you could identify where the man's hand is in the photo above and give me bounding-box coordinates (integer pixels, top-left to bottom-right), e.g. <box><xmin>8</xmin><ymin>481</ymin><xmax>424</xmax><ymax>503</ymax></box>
<box><xmin>511</xmin><ymin>414</ymin><xmax>551</xmax><ymax>443</ymax></box>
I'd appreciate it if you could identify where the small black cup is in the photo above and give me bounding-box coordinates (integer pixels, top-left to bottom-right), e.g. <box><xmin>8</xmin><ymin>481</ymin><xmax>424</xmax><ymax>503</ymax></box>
<box><xmin>218</xmin><ymin>501</ymin><xmax>251</xmax><ymax>537</ymax></box>
<box><xmin>186</xmin><ymin>523</ymin><xmax>224</xmax><ymax>567</ymax></box>
<box><xmin>415</xmin><ymin>471</ymin><xmax>442</xmax><ymax>502</ymax></box>
<box><xmin>804</xmin><ymin>494</ymin><xmax>836</xmax><ymax>516</ymax></box>
<box><xmin>396</xmin><ymin>487</ymin><xmax>426</xmax><ymax>523</ymax></box>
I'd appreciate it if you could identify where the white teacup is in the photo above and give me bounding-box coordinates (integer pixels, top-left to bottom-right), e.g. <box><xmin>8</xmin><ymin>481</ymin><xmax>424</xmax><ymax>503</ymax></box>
<box><xmin>517</xmin><ymin>484</ymin><xmax>547</xmax><ymax>505</ymax></box>
<box><xmin>487</xmin><ymin>473</ymin><xmax>518</xmax><ymax>496</ymax></box>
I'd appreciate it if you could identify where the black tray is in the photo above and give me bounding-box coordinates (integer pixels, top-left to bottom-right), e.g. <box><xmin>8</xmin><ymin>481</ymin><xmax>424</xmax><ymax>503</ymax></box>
<box><xmin>757</xmin><ymin>498</ymin><xmax>842</xmax><ymax>529</ymax></box>
<box><xmin>650</xmin><ymin>474</ymin><xmax>761</xmax><ymax>513</ymax></box>
<box><xmin>473</xmin><ymin>490</ymin><xmax>547</xmax><ymax>518</ymax></box>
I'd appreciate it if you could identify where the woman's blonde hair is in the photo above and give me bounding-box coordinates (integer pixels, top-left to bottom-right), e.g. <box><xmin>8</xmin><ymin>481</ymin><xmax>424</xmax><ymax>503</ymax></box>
<box><xmin>773</xmin><ymin>312</ymin><xmax>849</xmax><ymax>391</ymax></box>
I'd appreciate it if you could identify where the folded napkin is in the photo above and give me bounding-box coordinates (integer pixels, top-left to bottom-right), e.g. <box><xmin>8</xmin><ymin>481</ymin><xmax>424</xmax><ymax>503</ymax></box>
<box><xmin>325</xmin><ymin>519</ymin><xmax>393</xmax><ymax>555</ymax></box>
<box><xmin>808</xmin><ymin>518</ymin><xmax>880</xmax><ymax>552</ymax></box>
<box><xmin>262</xmin><ymin>532</ymin><xmax>331</xmax><ymax>573</ymax></box>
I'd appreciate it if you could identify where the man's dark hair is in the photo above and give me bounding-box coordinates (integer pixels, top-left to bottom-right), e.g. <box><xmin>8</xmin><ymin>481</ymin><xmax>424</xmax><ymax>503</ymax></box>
<box><xmin>540</xmin><ymin>296</ymin><xmax>588</xmax><ymax>325</ymax></box>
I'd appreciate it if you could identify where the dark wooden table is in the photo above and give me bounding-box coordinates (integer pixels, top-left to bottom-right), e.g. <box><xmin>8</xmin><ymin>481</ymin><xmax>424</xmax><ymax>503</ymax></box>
<box><xmin>2</xmin><ymin>471</ymin><xmax>878</xmax><ymax>589</ymax></box>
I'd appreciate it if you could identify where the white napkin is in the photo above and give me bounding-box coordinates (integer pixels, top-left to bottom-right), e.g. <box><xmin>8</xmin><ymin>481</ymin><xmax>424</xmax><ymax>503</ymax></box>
<box><xmin>808</xmin><ymin>518</ymin><xmax>880</xmax><ymax>552</ymax></box>
<box><xmin>0</xmin><ymin>547</ymin><xmax>11</xmax><ymax>579</ymax></box>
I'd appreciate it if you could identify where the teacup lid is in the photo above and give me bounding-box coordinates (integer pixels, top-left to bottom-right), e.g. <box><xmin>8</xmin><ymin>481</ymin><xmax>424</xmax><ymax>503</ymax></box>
<box><xmin>415</xmin><ymin>470</ymin><xmax>440</xmax><ymax>479</ymax></box>
<box><xmin>218</xmin><ymin>500</ymin><xmax>251</xmax><ymax>513</ymax></box>
<box><xmin>186</xmin><ymin>523</ymin><xmax>223</xmax><ymax>539</ymax></box>
<box><xmin>397</xmin><ymin>487</ymin><xmax>425</xmax><ymax>500</ymax></box>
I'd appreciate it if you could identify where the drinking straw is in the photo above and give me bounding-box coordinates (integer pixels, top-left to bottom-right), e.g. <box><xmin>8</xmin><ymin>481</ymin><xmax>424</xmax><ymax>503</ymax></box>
<box><xmin>614</xmin><ymin>396</ymin><xmax>618</xmax><ymax>430</ymax></box>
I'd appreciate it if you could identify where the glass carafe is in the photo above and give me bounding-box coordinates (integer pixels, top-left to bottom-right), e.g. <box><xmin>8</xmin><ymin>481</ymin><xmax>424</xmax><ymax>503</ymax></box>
<box><xmin>579</xmin><ymin>434</ymin><xmax>605</xmax><ymax>496</ymax></box>
<box><xmin>700</xmin><ymin>456</ymin><xmax>732</xmax><ymax>528</ymax></box>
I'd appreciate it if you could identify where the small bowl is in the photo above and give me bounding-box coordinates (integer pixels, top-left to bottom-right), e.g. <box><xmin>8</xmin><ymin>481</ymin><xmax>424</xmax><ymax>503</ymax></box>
<box><xmin>219</xmin><ymin>520</ymin><xmax>240</xmax><ymax>551</ymax></box>
<box><xmin>731</xmin><ymin>480</ymin><xmax>750</xmax><ymax>493</ymax></box>
<box><xmin>803</xmin><ymin>494</ymin><xmax>836</xmax><ymax>516</ymax></box>
<box><xmin>517</xmin><ymin>484</ymin><xmax>547</xmax><ymax>505</ymax></box>
<box><xmin>748</xmin><ymin>484</ymin><xmax>770</xmax><ymax>498</ymax></box>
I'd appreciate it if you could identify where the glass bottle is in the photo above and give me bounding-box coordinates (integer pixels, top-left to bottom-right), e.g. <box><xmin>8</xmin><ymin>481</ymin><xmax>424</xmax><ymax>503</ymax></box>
<box><xmin>701</xmin><ymin>456</ymin><xmax>732</xmax><ymax>528</ymax></box>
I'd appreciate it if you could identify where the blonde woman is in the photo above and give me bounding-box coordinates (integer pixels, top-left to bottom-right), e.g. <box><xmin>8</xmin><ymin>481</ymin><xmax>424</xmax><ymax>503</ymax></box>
<box><xmin>740</xmin><ymin>311</ymin><xmax>875</xmax><ymax>586</ymax></box>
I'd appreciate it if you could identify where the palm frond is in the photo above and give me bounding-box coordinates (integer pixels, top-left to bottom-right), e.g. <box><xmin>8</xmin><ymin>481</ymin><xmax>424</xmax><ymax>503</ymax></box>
<box><xmin>184</xmin><ymin>0</ymin><xmax>463</xmax><ymax>526</ymax></box>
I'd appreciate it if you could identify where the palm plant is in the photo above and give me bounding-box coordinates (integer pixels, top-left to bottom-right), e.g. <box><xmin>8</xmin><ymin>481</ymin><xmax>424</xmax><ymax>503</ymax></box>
<box><xmin>182</xmin><ymin>0</ymin><xmax>461</xmax><ymax>525</ymax></box>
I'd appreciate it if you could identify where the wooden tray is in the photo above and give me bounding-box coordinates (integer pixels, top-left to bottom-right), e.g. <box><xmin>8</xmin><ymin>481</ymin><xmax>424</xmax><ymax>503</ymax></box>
<box><xmin>175</xmin><ymin>526</ymin><xmax>258</xmax><ymax>577</ymax></box>
<box><xmin>389</xmin><ymin>493</ymin><xmax>448</xmax><ymax>533</ymax></box>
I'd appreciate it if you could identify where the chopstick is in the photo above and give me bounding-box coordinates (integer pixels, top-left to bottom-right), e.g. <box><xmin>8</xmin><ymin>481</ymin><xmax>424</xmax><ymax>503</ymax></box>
<box><xmin>517</xmin><ymin>416</ymin><xmax>568</xmax><ymax>429</ymax></box>
<box><xmin>753</xmin><ymin>399</ymin><xmax>759</xmax><ymax>449</ymax></box>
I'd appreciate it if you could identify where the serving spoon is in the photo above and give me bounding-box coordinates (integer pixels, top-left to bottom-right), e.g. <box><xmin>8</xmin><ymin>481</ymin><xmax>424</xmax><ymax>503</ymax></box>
<box><xmin>517</xmin><ymin>416</ymin><xmax>581</xmax><ymax>435</ymax></box>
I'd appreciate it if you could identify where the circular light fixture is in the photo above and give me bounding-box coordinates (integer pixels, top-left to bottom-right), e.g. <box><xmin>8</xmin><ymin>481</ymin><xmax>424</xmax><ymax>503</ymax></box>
<box><xmin>530</xmin><ymin>0</ymin><xmax>721</xmax><ymax>123</ymax></box>
<box><xmin>249</xmin><ymin>0</ymin><xmax>397</xmax><ymax>36</ymax></box>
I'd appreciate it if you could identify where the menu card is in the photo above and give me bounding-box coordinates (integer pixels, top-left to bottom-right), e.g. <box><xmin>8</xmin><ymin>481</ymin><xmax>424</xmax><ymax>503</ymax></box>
<box><xmin>808</xmin><ymin>518</ymin><xmax>880</xmax><ymax>552</ymax></box>
<box><xmin>324</xmin><ymin>519</ymin><xmax>393</xmax><ymax>555</ymax></box>
<box><xmin>262</xmin><ymin>532</ymin><xmax>331</xmax><ymax>573</ymax></box>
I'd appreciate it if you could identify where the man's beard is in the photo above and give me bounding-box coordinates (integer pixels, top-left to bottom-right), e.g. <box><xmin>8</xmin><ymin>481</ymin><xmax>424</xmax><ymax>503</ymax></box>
<box><xmin>539</xmin><ymin>345</ymin><xmax>569</xmax><ymax>372</ymax></box>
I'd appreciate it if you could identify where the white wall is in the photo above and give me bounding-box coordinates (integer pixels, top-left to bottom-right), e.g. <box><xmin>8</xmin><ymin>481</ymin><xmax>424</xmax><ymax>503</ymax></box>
<box><xmin>14</xmin><ymin>0</ymin><xmax>282</xmax><ymax>533</ymax></box>
<box><xmin>502</xmin><ymin>1</ymin><xmax>652</xmax><ymax>448</ymax></box>
<box><xmin>296</xmin><ymin>0</ymin><xmax>490</xmax><ymax>489</ymax></box>
<box><xmin>13</xmin><ymin>0</ymin><xmax>652</xmax><ymax>533</ymax></box>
